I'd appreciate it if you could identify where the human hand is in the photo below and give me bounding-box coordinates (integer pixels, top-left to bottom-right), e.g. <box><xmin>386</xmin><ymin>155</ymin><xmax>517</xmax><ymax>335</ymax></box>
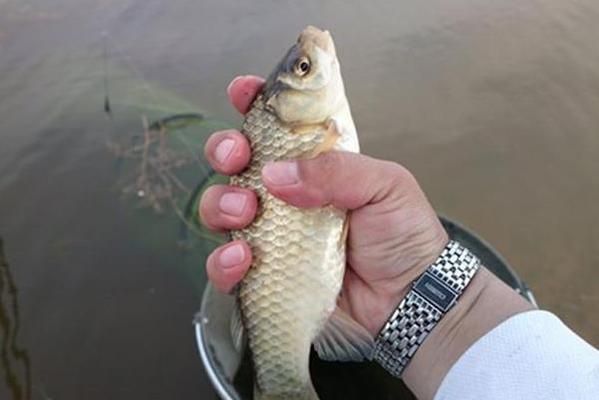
<box><xmin>199</xmin><ymin>75</ymin><xmax>449</xmax><ymax>337</ymax></box>
<box><xmin>200</xmin><ymin>75</ymin><xmax>534</xmax><ymax>400</ymax></box>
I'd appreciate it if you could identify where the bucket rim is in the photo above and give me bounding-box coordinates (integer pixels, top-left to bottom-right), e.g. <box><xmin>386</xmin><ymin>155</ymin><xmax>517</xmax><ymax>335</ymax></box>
<box><xmin>195</xmin><ymin>286</ymin><xmax>241</xmax><ymax>400</ymax></box>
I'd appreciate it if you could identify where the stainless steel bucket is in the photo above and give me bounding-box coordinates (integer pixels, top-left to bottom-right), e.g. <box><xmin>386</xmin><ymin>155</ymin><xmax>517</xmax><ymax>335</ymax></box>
<box><xmin>194</xmin><ymin>217</ymin><xmax>536</xmax><ymax>399</ymax></box>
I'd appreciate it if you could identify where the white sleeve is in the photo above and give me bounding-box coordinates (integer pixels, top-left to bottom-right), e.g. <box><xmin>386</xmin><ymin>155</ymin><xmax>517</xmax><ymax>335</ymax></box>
<box><xmin>434</xmin><ymin>310</ymin><xmax>599</xmax><ymax>400</ymax></box>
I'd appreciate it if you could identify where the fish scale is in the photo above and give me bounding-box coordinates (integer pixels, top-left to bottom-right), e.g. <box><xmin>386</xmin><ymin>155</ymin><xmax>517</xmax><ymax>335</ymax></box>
<box><xmin>231</xmin><ymin>95</ymin><xmax>347</xmax><ymax>398</ymax></box>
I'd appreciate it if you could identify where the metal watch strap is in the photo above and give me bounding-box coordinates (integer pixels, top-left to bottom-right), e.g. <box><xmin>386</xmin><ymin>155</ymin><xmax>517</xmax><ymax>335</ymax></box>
<box><xmin>373</xmin><ymin>240</ymin><xmax>481</xmax><ymax>377</ymax></box>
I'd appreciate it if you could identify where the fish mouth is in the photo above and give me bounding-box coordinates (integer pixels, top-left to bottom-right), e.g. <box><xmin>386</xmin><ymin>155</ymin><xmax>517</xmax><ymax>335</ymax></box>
<box><xmin>261</xmin><ymin>25</ymin><xmax>337</xmax><ymax>112</ymax></box>
<box><xmin>298</xmin><ymin>25</ymin><xmax>335</xmax><ymax>56</ymax></box>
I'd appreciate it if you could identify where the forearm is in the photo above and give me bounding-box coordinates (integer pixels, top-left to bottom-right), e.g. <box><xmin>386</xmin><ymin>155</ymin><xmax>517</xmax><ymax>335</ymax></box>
<box><xmin>401</xmin><ymin>267</ymin><xmax>535</xmax><ymax>400</ymax></box>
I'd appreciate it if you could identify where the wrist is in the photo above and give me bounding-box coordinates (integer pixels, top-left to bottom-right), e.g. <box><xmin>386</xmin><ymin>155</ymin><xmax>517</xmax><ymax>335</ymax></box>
<box><xmin>364</xmin><ymin>223</ymin><xmax>450</xmax><ymax>337</ymax></box>
<box><xmin>401</xmin><ymin>267</ymin><xmax>535</xmax><ymax>400</ymax></box>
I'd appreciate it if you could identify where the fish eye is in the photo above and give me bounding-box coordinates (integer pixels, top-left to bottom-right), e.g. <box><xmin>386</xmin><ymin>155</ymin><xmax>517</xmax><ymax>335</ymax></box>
<box><xmin>294</xmin><ymin>57</ymin><xmax>311</xmax><ymax>76</ymax></box>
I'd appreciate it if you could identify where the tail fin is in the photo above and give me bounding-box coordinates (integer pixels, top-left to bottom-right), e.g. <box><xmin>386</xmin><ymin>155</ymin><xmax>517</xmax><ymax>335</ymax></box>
<box><xmin>253</xmin><ymin>382</ymin><xmax>319</xmax><ymax>400</ymax></box>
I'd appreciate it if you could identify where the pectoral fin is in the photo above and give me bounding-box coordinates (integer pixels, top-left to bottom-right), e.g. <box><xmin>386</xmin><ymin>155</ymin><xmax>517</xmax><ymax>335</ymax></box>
<box><xmin>313</xmin><ymin>306</ymin><xmax>374</xmax><ymax>362</ymax></box>
<box><xmin>230</xmin><ymin>302</ymin><xmax>246</xmax><ymax>353</ymax></box>
<box><xmin>290</xmin><ymin>121</ymin><xmax>328</xmax><ymax>135</ymax></box>
<box><xmin>339</xmin><ymin>215</ymin><xmax>350</xmax><ymax>250</ymax></box>
<box><xmin>308</xmin><ymin>119</ymin><xmax>341</xmax><ymax>158</ymax></box>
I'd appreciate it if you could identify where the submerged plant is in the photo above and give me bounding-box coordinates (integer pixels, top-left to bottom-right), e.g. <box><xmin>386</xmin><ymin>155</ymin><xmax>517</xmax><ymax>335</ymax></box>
<box><xmin>108</xmin><ymin>112</ymin><xmax>226</xmax><ymax>246</ymax></box>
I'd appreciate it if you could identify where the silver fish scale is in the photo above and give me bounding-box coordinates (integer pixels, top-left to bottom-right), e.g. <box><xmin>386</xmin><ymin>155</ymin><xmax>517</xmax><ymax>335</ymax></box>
<box><xmin>231</xmin><ymin>95</ymin><xmax>346</xmax><ymax>397</ymax></box>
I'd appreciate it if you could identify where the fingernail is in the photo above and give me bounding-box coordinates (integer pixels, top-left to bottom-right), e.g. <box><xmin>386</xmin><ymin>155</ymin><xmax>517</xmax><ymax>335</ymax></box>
<box><xmin>226</xmin><ymin>76</ymin><xmax>244</xmax><ymax>98</ymax></box>
<box><xmin>214</xmin><ymin>138</ymin><xmax>235</xmax><ymax>164</ymax></box>
<box><xmin>219</xmin><ymin>244</ymin><xmax>245</xmax><ymax>268</ymax></box>
<box><xmin>219</xmin><ymin>192</ymin><xmax>247</xmax><ymax>217</ymax></box>
<box><xmin>262</xmin><ymin>161</ymin><xmax>299</xmax><ymax>186</ymax></box>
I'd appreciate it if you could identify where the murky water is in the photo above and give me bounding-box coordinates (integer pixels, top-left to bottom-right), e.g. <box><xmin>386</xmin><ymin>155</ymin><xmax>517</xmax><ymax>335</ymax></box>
<box><xmin>0</xmin><ymin>0</ymin><xmax>598</xmax><ymax>398</ymax></box>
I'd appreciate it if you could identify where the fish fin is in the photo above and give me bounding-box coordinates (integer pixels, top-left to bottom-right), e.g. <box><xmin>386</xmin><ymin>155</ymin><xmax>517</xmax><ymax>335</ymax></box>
<box><xmin>339</xmin><ymin>215</ymin><xmax>350</xmax><ymax>250</ymax></box>
<box><xmin>313</xmin><ymin>306</ymin><xmax>374</xmax><ymax>362</ymax></box>
<box><xmin>308</xmin><ymin>119</ymin><xmax>341</xmax><ymax>158</ymax></box>
<box><xmin>230</xmin><ymin>302</ymin><xmax>246</xmax><ymax>354</ymax></box>
<box><xmin>289</xmin><ymin>121</ymin><xmax>327</xmax><ymax>135</ymax></box>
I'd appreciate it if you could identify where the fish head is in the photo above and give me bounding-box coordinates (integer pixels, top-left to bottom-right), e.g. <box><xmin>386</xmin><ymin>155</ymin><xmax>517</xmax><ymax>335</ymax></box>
<box><xmin>263</xmin><ymin>26</ymin><xmax>347</xmax><ymax>125</ymax></box>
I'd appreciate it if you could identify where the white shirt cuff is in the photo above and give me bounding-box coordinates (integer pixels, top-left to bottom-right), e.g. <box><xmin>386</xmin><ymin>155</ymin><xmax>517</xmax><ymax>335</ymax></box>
<box><xmin>434</xmin><ymin>310</ymin><xmax>599</xmax><ymax>400</ymax></box>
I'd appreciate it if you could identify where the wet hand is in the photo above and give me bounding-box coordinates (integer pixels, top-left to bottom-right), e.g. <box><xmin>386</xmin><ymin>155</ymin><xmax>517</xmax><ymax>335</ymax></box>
<box><xmin>200</xmin><ymin>75</ymin><xmax>448</xmax><ymax>336</ymax></box>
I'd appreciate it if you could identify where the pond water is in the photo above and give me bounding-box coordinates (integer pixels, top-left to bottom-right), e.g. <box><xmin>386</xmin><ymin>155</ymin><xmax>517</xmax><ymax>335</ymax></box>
<box><xmin>0</xmin><ymin>0</ymin><xmax>598</xmax><ymax>399</ymax></box>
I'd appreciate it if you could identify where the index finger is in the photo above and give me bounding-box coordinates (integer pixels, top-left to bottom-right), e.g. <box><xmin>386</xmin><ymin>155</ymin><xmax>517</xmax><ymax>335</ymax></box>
<box><xmin>227</xmin><ymin>75</ymin><xmax>265</xmax><ymax>114</ymax></box>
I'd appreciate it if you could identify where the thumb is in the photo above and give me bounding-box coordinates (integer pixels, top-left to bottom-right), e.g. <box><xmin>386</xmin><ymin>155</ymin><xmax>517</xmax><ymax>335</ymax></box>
<box><xmin>261</xmin><ymin>151</ymin><xmax>419</xmax><ymax>209</ymax></box>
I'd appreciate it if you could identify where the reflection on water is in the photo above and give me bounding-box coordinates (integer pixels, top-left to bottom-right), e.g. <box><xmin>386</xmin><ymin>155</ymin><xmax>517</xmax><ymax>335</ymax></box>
<box><xmin>0</xmin><ymin>238</ymin><xmax>31</xmax><ymax>400</ymax></box>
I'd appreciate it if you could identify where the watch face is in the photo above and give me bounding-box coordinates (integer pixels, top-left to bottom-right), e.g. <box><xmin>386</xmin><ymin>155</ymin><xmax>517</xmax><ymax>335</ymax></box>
<box><xmin>413</xmin><ymin>272</ymin><xmax>458</xmax><ymax>312</ymax></box>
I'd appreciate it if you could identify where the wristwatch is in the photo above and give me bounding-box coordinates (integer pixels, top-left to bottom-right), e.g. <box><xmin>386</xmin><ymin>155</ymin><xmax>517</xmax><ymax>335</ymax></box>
<box><xmin>373</xmin><ymin>240</ymin><xmax>481</xmax><ymax>377</ymax></box>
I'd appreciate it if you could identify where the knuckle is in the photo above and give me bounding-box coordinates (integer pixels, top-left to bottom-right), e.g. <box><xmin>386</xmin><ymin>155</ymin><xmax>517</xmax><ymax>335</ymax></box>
<box><xmin>387</xmin><ymin>162</ymin><xmax>416</xmax><ymax>187</ymax></box>
<box><xmin>369</xmin><ymin>161</ymin><xmax>420</xmax><ymax>203</ymax></box>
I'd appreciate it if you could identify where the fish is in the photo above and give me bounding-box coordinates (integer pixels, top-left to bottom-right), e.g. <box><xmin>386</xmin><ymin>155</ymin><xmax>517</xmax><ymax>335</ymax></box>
<box><xmin>230</xmin><ymin>26</ymin><xmax>374</xmax><ymax>400</ymax></box>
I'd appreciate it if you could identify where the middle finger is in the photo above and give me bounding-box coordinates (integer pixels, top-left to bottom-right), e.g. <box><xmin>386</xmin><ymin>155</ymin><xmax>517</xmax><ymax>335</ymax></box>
<box><xmin>199</xmin><ymin>184</ymin><xmax>257</xmax><ymax>231</ymax></box>
<box><xmin>204</xmin><ymin>129</ymin><xmax>251</xmax><ymax>175</ymax></box>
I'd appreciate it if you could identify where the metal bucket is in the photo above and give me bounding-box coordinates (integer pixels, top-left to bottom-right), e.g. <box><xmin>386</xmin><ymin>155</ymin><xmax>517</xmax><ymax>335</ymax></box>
<box><xmin>194</xmin><ymin>217</ymin><xmax>536</xmax><ymax>399</ymax></box>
